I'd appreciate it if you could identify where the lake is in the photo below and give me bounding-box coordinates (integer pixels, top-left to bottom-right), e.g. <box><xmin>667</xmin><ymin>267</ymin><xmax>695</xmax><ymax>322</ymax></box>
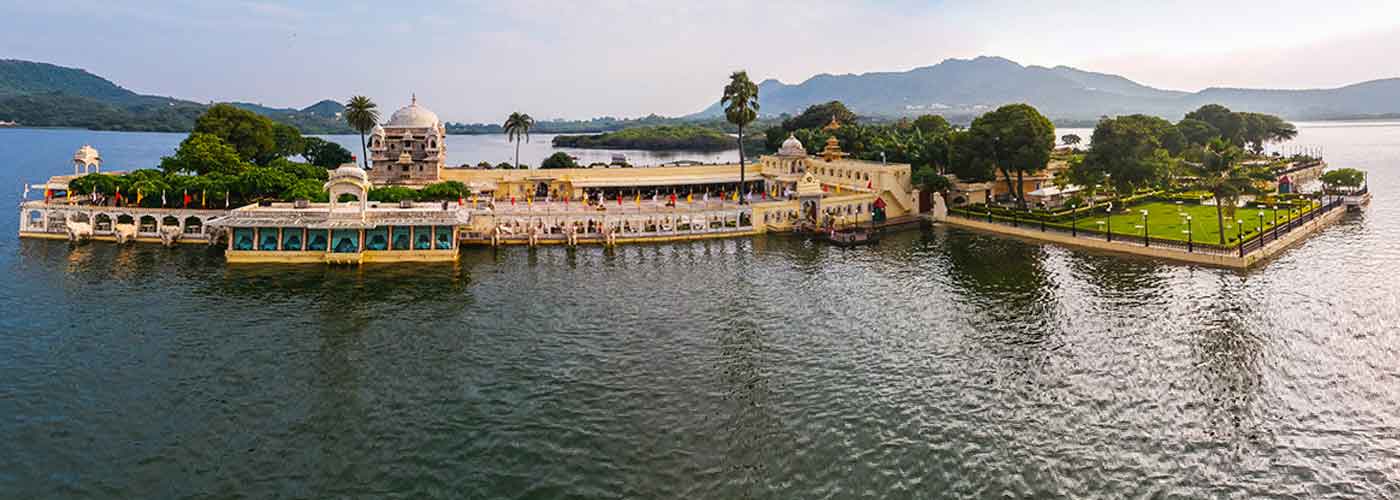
<box><xmin>1</xmin><ymin>123</ymin><xmax>1397</xmax><ymax>498</ymax></box>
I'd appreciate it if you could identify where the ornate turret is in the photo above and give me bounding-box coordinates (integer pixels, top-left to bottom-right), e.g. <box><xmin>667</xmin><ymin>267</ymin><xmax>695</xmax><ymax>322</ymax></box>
<box><xmin>73</xmin><ymin>145</ymin><xmax>101</xmax><ymax>175</ymax></box>
<box><xmin>821</xmin><ymin>135</ymin><xmax>847</xmax><ymax>162</ymax></box>
<box><xmin>823</xmin><ymin>116</ymin><xmax>842</xmax><ymax>131</ymax></box>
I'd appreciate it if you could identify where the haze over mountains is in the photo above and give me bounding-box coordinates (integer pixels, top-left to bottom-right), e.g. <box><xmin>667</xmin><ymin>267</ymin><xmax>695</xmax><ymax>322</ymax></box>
<box><xmin>696</xmin><ymin>56</ymin><xmax>1400</xmax><ymax>122</ymax></box>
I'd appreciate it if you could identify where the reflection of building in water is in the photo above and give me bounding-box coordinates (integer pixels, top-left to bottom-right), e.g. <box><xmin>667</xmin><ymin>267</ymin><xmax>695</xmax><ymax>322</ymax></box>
<box><xmin>208</xmin><ymin>164</ymin><xmax>467</xmax><ymax>264</ymax></box>
<box><xmin>369</xmin><ymin>95</ymin><xmax>447</xmax><ymax>185</ymax></box>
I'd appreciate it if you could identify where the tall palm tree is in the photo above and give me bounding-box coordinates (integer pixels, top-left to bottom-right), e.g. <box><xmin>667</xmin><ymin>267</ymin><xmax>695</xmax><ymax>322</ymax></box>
<box><xmin>722</xmin><ymin>71</ymin><xmax>759</xmax><ymax>204</ymax></box>
<box><xmin>344</xmin><ymin>96</ymin><xmax>379</xmax><ymax>169</ymax></box>
<box><xmin>503</xmin><ymin>112</ymin><xmax>534</xmax><ymax>170</ymax></box>
<box><xmin>1189</xmin><ymin>138</ymin><xmax>1269</xmax><ymax>244</ymax></box>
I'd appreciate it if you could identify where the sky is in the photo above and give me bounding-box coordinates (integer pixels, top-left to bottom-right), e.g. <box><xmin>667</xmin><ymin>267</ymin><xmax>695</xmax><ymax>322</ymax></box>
<box><xmin>4</xmin><ymin>0</ymin><xmax>1400</xmax><ymax>123</ymax></box>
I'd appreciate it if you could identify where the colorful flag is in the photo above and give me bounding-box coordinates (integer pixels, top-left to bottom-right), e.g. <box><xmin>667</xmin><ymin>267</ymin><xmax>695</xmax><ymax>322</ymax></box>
<box><xmin>635</xmin><ymin>192</ymin><xmax>640</xmax><ymax>207</ymax></box>
<box><xmin>161</xmin><ymin>190</ymin><xmax>167</xmax><ymax>206</ymax></box>
<box><xmin>137</xmin><ymin>189</ymin><xmax>144</xmax><ymax>205</ymax></box>
<box><xmin>183</xmin><ymin>190</ymin><xmax>191</xmax><ymax>207</ymax></box>
<box><xmin>617</xmin><ymin>193</ymin><xmax>622</xmax><ymax>206</ymax></box>
<box><xmin>201</xmin><ymin>190</ymin><xmax>206</xmax><ymax>207</ymax></box>
<box><xmin>866</xmin><ymin>180</ymin><xmax>872</xmax><ymax>189</ymax></box>
<box><xmin>511</xmin><ymin>196</ymin><xmax>516</xmax><ymax>206</ymax></box>
<box><xmin>44</xmin><ymin>188</ymin><xmax>52</xmax><ymax>201</ymax></box>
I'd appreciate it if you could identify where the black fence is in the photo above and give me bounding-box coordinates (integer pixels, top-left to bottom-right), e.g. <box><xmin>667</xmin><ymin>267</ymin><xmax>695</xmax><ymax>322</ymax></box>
<box><xmin>948</xmin><ymin>196</ymin><xmax>1345</xmax><ymax>258</ymax></box>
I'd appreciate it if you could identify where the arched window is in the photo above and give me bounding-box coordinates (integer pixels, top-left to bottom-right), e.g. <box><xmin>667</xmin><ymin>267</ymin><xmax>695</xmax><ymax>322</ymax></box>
<box><xmin>183</xmin><ymin>216</ymin><xmax>202</xmax><ymax>235</ymax></box>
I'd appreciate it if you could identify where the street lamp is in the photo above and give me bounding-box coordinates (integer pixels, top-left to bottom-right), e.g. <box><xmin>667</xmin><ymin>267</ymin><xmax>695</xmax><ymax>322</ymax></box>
<box><xmin>1106</xmin><ymin>204</ymin><xmax>1114</xmax><ymax>242</ymax></box>
<box><xmin>1140</xmin><ymin>209</ymin><xmax>1149</xmax><ymax>247</ymax></box>
<box><xmin>1070</xmin><ymin>203</ymin><xmax>1077</xmax><ymax>237</ymax></box>
<box><xmin>1257</xmin><ymin>211</ymin><xmax>1266</xmax><ymax>243</ymax></box>
<box><xmin>1272</xmin><ymin>205</ymin><xmax>1279</xmax><ymax>240</ymax></box>
<box><xmin>1184</xmin><ymin>215</ymin><xmax>1194</xmax><ymax>253</ymax></box>
<box><xmin>1237</xmin><ymin>219</ymin><xmax>1245</xmax><ymax>257</ymax></box>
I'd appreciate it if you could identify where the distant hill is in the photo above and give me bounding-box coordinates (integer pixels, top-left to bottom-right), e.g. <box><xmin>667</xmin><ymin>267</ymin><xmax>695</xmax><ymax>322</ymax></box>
<box><xmin>693</xmin><ymin>56</ymin><xmax>1400</xmax><ymax>122</ymax></box>
<box><xmin>0</xmin><ymin>59</ymin><xmax>351</xmax><ymax>133</ymax></box>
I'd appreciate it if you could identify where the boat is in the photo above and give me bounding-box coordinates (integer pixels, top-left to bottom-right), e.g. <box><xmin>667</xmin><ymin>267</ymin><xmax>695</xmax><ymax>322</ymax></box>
<box><xmin>815</xmin><ymin>225</ymin><xmax>880</xmax><ymax>247</ymax></box>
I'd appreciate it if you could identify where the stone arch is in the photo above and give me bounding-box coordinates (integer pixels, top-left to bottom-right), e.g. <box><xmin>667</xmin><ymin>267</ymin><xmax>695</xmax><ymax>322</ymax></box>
<box><xmin>116</xmin><ymin>213</ymin><xmax>135</xmax><ymax>225</ymax></box>
<box><xmin>138</xmin><ymin>215</ymin><xmax>157</xmax><ymax>233</ymax></box>
<box><xmin>69</xmin><ymin>212</ymin><xmax>91</xmax><ymax>224</ymax></box>
<box><xmin>94</xmin><ymin>213</ymin><xmax>113</xmax><ymax>232</ymax></box>
<box><xmin>161</xmin><ymin>215</ymin><xmax>180</xmax><ymax>228</ymax></box>
<box><xmin>26</xmin><ymin>210</ymin><xmax>44</xmax><ymax>230</ymax></box>
<box><xmin>183</xmin><ymin>216</ymin><xmax>203</xmax><ymax>235</ymax></box>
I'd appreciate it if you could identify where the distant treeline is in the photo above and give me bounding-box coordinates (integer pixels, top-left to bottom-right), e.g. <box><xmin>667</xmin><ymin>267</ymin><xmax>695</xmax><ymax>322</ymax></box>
<box><xmin>550</xmin><ymin>125</ymin><xmax>737</xmax><ymax>151</ymax></box>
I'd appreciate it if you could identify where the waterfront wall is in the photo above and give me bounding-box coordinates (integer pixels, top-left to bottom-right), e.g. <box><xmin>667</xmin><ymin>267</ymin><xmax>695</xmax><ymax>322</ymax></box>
<box><xmin>18</xmin><ymin>201</ymin><xmax>230</xmax><ymax>244</ymax></box>
<box><xmin>936</xmin><ymin>201</ymin><xmax>1348</xmax><ymax>269</ymax></box>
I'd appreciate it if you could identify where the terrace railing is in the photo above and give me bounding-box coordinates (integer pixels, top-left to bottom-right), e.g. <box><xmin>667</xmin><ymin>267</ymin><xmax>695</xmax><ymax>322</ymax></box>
<box><xmin>947</xmin><ymin>195</ymin><xmax>1345</xmax><ymax>258</ymax></box>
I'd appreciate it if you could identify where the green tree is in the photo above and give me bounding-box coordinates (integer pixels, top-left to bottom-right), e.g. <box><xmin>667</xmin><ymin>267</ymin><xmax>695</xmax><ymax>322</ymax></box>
<box><xmin>968</xmin><ymin>104</ymin><xmax>1054</xmax><ymax>209</ymax></box>
<box><xmin>301</xmin><ymin>137</ymin><xmax>353</xmax><ymax>168</ymax></box>
<box><xmin>1320</xmin><ymin>168</ymin><xmax>1365</xmax><ymax>191</ymax></box>
<box><xmin>1238</xmin><ymin>112</ymin><xmax>1298</xmax><ymax>153</ymax></box>
<box><xmin>236</xmin><ymin>167</ymin><xmax>297</xmax><ymax>202</ymax></box>
<box><xmin>1079</xmin><ymin>114</ymin><xmax>1176</xmax><ymax>194</ymax></box>
<box><xmin>504</xmin><ymin>112</ymin><xmax>535</xmax><ymax>170</ymax></box>
<box><xmin>946</xmin><ymin>129</ymin><xmax>996</xmax><ymax>182</ymax></box>
<box><xmin>1061</xmin><ymin>134</ymin><xmax>1082</xmax><ymax>148</ymax></box>
<box><xmin>368</xmin><ymin>186</ymin><xmax>419</xmax><ymax>202</ymax></box>
<box><xmin>267</xmin><ymin>123</ymin><xmax>305</xmax><ymax>164</ymax></box>
<box><xmin>159</xmin><ymin>133</ymin><xmax>250</xmax><ymax>176</ymax></box>
<box><xmin>1187</xmin><ymin>139</ymin><xmax>1271</xmax><ymax>244</ymax></box>
<box><xmin>540</xmin><ymin>152</ymin><xmax>579</xmax><ymax>169</ymax></box>
<box><xmin>722</xmin><ymin>70</ymin><xmax>760</xmax><ymax>204</ymax></box>
<box><xmin>192</xmin><ymin>104</ymin><xmax>277</xmax><ymax>164</ymax></box>
<box><xmin>417</xmin><ymin>181</ymin><xmax>469</xmax><ymax>200</ymax></box>
<box><xmin>781</xmin><ymin>101</ymin><xmax>856</xmax><ymax>131</ymax></box>
<box><xmin>913</xmin><ymin>114</ymin><xmax>952</xmax><ymax>135</ymax></box>
<box><xmin>281</xmin><ymin>179</ymin><xmax>328</xmax><ymax>202</ymax></box>
<box><xmin>269</xmin><ymin>158</ymin><xmax>329</xmax><ymax>181</ymax></box>
<box><xmin>1184</xmin><ymin>104</ymin><xmax>1245</xmax><ymax>146</ymax></box>
<box><xmin>344</xmin><ymin>96</ymin><xmax>379</xmax><ymax>169</ymax></box>
<box><xmin>1176</xmin><ymin>118</ymin><xmax>1220</xmax><ymax>147</ymax></box>
<box><xmin>912</xmin><ymin>166</ymin><xmax>951</xmax><ymax>193</ymax></box>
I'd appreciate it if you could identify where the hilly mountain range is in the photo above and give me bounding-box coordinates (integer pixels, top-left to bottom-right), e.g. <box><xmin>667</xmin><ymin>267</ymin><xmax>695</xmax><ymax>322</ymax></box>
<box><xmin>695</xmin><ymin>56</ymin><xmax>1400</xmax><ymax>122</ymax></box>
<box><xmin>0</xmin><ymin>59</ymin><xmax>351</xmax><ymax>133</ymax></box>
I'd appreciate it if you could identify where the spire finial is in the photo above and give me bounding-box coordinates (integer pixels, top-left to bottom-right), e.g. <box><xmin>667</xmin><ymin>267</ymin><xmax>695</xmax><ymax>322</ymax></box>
<box><xmin>412</xmin><ymin>93</ymin><xmax>417</xmax><ymax>105</ymax></box>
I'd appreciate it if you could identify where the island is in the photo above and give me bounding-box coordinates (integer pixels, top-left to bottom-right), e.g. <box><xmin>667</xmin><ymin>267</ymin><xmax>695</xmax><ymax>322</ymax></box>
<box><xmin>551</xmin><ymin>125</ymin><xmax>736</xmax><ymax>151</ymax></box>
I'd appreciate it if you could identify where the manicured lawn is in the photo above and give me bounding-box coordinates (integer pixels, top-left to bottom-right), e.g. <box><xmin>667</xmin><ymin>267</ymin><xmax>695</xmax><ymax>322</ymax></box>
<box><xmin>1069</xmin><ymin>201</ymin><xmax>1312</xmax><ymax>245</ymax></box>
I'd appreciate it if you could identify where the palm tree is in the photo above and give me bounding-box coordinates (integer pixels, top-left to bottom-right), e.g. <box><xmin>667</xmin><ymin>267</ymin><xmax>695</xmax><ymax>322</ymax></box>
<box><xmin>504</xmin><ymin>112</ymin><xmax>534</xmax><ymax>170</ymax></box>
<box><xmin>344</xmin><ymin>96</ymin><xmax>379</xmax><ymax>169</ymax></box>
<box><xmin>722</xmin><ymin>71</ymin><xmax>759</xmax><ymax>204</ymax></box>
<box><xmin>1189</xmin><ymin>138</ymin><xmax>1269</xmax><ymax>244</ymax></box>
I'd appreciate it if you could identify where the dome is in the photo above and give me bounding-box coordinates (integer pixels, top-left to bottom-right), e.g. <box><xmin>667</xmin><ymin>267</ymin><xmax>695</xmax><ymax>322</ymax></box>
<box><xmin>330</xmin><ymin>163</ymin><xmax>369</xmax><ymax>182</ymax></box>
<box><xmin>73</xmin><ymin>144</ymin><xmax>101</xmax><ymax>163</ymax></box>
<box><xmin>778</xmin><ymin>134</ymin><xmax>806</xmax><ymax>156</ymax></box>
<box><xmin>384</xmin><ymin>95</ymin><xmax>440</xmax><ymax>128</ymax></box>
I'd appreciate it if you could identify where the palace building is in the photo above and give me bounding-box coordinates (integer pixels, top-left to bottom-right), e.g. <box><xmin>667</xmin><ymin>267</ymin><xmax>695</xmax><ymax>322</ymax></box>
<box><xmin>369</xmin><ymin>96</ymin><xmax>447</xmax><ymax>185</ymax></box>
<box><xmin>207</xmin><ymin>163</ymin><xmax>467</xmax><ymax>264</ymax></box>
<box><xmin>20</xmin><ymin>129</ymin><xmax>931</xmax><ymax>262</ymax></box>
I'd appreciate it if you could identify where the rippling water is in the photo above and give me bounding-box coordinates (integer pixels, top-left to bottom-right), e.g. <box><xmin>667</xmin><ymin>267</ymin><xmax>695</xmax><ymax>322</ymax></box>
<box><xmin>1</xmin><ymin>124</ymin><xmax>1398</xmax><ymax>498</ymax></box>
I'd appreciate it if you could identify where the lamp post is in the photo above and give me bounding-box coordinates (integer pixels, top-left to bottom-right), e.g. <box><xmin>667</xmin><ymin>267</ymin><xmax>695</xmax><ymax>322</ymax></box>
<box><xmin>1237</xmin><ymin>219</ymin><xmax>1245</xmax><ymax>257</ymax></box>
<box><xmin>1106</xmin><ymin>204</ymin><xmax>1114</xmax><ymax>242</ymax></box>
<box><xmin>1272</xmin><ymin>205</ymin><xmax>1279</xmax><ymax>240</ymax></box>
<box><xmin>1185</xmin><ymin>215</ymin><xmax>1194</xmax><ymax>253</ymax></box>
<box><xmin>1140</xmin><ymin>209</ymin><xmax>1149</xmax><ymax>247</ymax></box>
<box><xmin>1070</xmin><ymin>203</ymin><xmax>1077</xmax><ymax>237</ymax></box>
<box><xmin>1257</xmin><ymin>211</ymin><xmax>1266</xmax><ymax>244</ymax></box>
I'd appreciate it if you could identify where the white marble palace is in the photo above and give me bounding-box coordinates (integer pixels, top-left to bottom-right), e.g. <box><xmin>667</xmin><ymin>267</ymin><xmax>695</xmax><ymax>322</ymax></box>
<box><xmin>368</xmin><ymin>95</ymin><xmax>447</xmax><ymax>185</ymax></box>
